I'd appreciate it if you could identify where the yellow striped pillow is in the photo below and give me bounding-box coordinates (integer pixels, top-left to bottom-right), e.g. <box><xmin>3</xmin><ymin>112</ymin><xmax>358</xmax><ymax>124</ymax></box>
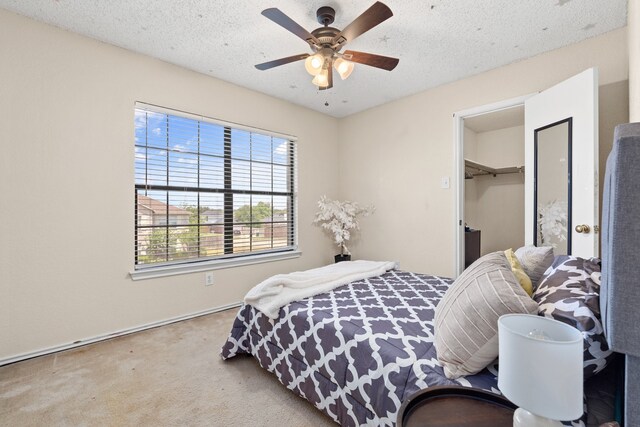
<box><xmin>504</xmin><ymin>248</ymin><xmax>534</xmax><ymax>296</ymax></box>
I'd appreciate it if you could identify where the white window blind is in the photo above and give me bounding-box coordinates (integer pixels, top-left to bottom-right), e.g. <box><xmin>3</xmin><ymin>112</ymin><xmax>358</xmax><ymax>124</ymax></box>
<box><xmin>134</xmin><ymin>103</ymin><xmax>297</xmax><ymax>269</ymax></box>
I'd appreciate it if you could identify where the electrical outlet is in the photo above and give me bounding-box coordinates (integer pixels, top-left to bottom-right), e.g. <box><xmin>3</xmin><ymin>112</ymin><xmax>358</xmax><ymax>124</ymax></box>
<box><xmin>205</xmin><ymin>272</ymin><xmax>214</xmax><ymax>286</ymax></box>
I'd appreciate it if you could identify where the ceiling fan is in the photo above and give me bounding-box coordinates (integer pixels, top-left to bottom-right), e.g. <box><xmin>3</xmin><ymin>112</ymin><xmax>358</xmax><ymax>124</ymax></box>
<box><xmin>255</xmin><ymin>1</ymin><xmax>399</xmax><ymax>90</ymax></box>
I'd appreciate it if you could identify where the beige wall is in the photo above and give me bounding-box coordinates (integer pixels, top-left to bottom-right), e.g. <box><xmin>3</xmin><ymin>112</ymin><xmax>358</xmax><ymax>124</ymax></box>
<box><xmin>474</xmin><ymin>126</ymin><xmax>524</xmax><ymax>168</ymax></box>
<box><xmin>466</xmin><ymin>126</ymin><xmax>525</xmax><ymax>255</ymax></box>
<box><xmin>599</xmin><ymin>80</ymin><xmax>630</xmax><ymax>217</ymax></box>
<box><xmin>338</xmin><ymin>28</ymin><xmax>628</xmax><ymax>277</ymax></box>
<box><xmin>630</xmin><ymin>0</ymin><xmax>640</xmax><ymax>121</ymax></box>
<box><xmin>0</xmin><ymin>10</ymin><xmax>340</xmax><ymax>361</ymax></box>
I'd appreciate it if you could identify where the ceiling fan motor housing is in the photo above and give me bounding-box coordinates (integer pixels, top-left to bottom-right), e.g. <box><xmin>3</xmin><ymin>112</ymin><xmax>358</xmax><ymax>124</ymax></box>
<box><xmin>311</xmin><ymin>27</ymin><xmax>341</xmax><ymax>48</ymax></box>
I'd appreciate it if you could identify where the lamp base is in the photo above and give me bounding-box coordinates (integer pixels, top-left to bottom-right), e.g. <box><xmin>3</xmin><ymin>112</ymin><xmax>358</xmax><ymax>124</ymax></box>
<box><xmin>513</xmin><ymin>408</ymin><xmax>563</xmax><ymax>427</ymax></box>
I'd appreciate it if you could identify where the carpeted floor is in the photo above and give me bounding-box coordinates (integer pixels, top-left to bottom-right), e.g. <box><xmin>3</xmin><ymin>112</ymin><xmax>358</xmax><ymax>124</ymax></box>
<box><xmin>0</xmin><ymin>308</ymin><xmax>337</xmax><ymax>426</ymax></box>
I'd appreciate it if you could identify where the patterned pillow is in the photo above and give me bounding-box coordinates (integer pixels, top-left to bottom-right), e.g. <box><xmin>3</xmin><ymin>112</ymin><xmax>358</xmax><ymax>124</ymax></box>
<box><xmin>515</xmin><ymin>245</ymin><xmax>554</xmax><ymax>287</ymax></box>
<box><xmin>533</xmin><ymin>256</ymin><xmax>613</xmax><ymax>379</ymax></box>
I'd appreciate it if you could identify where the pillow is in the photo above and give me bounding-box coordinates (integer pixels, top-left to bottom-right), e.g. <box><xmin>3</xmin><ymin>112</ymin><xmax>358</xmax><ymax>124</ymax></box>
<box><xmin>504</xmin><ymin>248</ymin><xmax>533</xmax><ymax>296</ymax></box>
<box><xmin>533</xmin><ymin>256</ymin><xmax>613</xmax><ymax>380</ymax></box>
<box><xmin>514</xmin><ymin>245</ymin><xmax>554</xmax><ymax>287</ymax></box>
<box><xmin>434</xmin><ymin>251</ymin><xmax>539</xmax><ymax>379</ymax></box>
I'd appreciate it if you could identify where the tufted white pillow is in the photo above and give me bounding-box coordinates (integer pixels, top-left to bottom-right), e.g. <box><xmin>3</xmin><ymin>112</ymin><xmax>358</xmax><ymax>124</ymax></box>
<box><xmin>514</xmin><ymin>245</ymin><xmax>554</xmax><ymax>287</ymax></box>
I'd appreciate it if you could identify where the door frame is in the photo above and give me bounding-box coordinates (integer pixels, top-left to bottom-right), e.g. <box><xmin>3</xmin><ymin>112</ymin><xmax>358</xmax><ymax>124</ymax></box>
<box><xmin>453</xmin><ymin>94</ymin><xmax>534</xmax><ymax>276</ymax></box>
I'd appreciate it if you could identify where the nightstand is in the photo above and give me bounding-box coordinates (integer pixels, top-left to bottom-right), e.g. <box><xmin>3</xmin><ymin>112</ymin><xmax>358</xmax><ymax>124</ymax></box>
<box><xmin>397</xmin><ymin>386</ymin><xmax>516</xmax><ymax>427</ymax></box>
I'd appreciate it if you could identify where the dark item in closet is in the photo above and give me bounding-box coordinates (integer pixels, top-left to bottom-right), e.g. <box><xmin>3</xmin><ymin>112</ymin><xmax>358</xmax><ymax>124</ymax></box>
<box><xmin>465</xmin><ymin>229</ymin><xmax>481</xmax><ymax>268</ymax></box>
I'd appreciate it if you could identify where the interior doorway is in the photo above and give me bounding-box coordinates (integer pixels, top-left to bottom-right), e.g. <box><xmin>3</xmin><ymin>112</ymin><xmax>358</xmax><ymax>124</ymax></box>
<box><xmin>454</xmin><ymin>95</ymin><xmax>532</xmax><ymax>275</ymax></box>
<box><xmin>454</xmin><ymin>69</ymin><xmax>602</xmax><ymax>276</ymax></box>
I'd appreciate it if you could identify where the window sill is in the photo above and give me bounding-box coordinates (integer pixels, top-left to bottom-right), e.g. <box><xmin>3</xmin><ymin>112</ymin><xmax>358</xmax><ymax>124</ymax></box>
<box><xmin>129</xmin><ymin>250</ymin><xmax>302</xmax><ymax>281</ymax></box>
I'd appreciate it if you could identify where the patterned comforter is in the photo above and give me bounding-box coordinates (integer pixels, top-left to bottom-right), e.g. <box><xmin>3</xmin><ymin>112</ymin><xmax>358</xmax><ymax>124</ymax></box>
<box><xmin>221</xmin><ymin>269</ymin><xmax>500</xmax><ymax>426</ymax></box>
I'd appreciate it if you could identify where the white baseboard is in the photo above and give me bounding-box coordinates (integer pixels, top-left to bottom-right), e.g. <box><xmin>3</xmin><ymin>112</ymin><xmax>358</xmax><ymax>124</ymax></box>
<box><xmin>0</xmin><ymin>302</ymin><xmax>243</xmax><ymax>366</ymax></box>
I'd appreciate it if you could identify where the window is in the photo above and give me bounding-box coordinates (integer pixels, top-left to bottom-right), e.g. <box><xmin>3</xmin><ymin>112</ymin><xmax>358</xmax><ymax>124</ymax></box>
<box><xmin>134</xmin><ymin>103</ymin><xmax>296</xmax><ymax>270</ymax></box>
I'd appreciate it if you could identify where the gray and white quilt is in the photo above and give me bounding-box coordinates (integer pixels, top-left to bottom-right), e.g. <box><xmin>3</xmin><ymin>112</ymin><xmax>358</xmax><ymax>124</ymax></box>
<box><xmin>221</xmin><ymin>269</ymin><xmax>500</xmax><ymax>426</ymax></box>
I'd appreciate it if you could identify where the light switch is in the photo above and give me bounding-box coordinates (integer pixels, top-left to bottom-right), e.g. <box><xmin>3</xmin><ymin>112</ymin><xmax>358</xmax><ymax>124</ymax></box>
<box><xmin>441</xmin><ymin>176</ymin><xmax>450</xmax><ymax>189</ymax></box>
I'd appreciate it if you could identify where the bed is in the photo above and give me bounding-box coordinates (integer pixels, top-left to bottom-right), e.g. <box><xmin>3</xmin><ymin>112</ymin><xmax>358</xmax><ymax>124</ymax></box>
<box><xmin>222</xmin><ymin>269</ymin><xmax>501</xmax><ymax>425</ymax></box>
<box><xmin>222</xmin><ymin>122</ymin><xmax>640</xmax><ymax>426</ymax></box>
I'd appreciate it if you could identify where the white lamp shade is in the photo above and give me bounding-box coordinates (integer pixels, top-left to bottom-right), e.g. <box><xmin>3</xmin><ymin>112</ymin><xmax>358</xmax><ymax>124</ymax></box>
<box><xmin>498</xmin><ymin>314</ymin><xmax>583</xmax><ymax>421</ymax></box>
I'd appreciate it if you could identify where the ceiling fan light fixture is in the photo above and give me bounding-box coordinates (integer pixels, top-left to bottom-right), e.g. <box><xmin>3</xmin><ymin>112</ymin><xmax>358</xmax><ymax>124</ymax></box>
<box><xmin>256</xmin><ymin>3</ymin><xmax>399</xmax><ymax>91</ymax></box>
<box><xmin>334</xmin><ymin>57</ymin><xmax>354</xmax><ymax>80</ymax></box>
<box><xmin>312</xmin><ymin>68</ymin><xmax>330</xmax><ymax>88</ymax></box>
<box><xmin>304</xmin><ymin>53</ymin><xmax>324</xmax><ymax>76</ymax></box>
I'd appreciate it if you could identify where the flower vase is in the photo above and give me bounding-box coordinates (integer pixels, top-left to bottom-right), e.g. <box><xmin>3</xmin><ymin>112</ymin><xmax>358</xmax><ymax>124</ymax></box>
<box><xmin>334</xmin><ymin>254</ymin><xmax>351</xmax><ymax>263</ymax></box>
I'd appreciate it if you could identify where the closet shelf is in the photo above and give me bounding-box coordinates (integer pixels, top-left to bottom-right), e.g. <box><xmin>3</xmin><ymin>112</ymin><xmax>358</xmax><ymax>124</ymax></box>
<box><xmin>464</xmin><ymin>159</ymin><xmax>524</xmax><ymax>179</ymax></box>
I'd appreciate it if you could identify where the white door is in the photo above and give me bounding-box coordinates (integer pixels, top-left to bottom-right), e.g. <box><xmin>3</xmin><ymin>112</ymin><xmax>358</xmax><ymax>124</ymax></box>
<box><xmin>524</xmin><ymin>68</ymin><xmax>599</xmax><ymax>257</ymax></box>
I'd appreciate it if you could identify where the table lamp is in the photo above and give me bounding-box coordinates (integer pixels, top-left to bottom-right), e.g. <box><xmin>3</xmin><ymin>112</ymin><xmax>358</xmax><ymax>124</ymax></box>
<box><xmin>498</xmin><ymin>314</ymin><xmax>583</xmax><ymax>427</ymax></box>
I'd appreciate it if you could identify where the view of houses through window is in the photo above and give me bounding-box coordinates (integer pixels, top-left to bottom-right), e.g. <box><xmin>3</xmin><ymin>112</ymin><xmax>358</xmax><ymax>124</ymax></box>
<box><xmin>134</xmin><ymin>105</ymin><xmax>296</xmax><ymax>267</ymax></box>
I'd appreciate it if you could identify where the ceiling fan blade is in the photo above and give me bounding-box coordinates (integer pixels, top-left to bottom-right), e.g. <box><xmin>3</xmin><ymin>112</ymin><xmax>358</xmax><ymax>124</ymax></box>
<box><xmin>343</xmin><ymin>50</ymin><xmax>399</xmax><ymax>71</ymax></box>
<box><xmin>332</xmin><ymin>2</ymin><xmax>393</xmax><ymax>47</ymax></box>
<box><xmin>262</xmin><ymin>8</ymin><xmax>320</xmax><ymax>46</ymax></box>
<box><xmin>255</xmin><ymin>53</ymin><xmax>310</xmax><ymax>71</ymax></box>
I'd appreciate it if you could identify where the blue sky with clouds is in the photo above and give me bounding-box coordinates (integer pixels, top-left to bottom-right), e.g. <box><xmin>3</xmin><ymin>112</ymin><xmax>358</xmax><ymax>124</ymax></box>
<box><xmin>135</xmin><ymin>109</ymin><xmax>291</xmax><ymax>212</ymax></box>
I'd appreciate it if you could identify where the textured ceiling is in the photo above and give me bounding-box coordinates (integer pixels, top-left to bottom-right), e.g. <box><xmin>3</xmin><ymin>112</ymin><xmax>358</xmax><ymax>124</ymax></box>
<box><xmin>0</xmin><ymin>0</ymin><xmax>627</xmax><ymax>118</ymax></box>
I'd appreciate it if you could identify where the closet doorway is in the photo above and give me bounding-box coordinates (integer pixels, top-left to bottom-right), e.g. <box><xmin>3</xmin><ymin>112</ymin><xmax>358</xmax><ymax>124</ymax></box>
<box><xmin>454</xmin><ymin>95</ymin><xmax>531</xmax><ymax>275</ymax></box>
<box><xmin>454</xmin><ymin>69</ymin><xmax>600</xmax><ymax>276</ymax></box>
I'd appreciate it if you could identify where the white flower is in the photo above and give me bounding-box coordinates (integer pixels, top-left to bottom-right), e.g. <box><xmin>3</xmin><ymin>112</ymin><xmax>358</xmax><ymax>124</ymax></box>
<box><xmin>313</xmin><ymin>196</ymin><xmax>374</xmax><ymax>255</ymax></box>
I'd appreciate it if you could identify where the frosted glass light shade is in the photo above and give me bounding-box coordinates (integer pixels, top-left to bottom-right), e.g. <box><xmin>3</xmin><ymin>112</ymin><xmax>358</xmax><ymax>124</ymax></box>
<box><xmin>333</xmin><ymin>57</ymin><xmax>354</xmax><ymax>80</ymax></box>
<box><xmin>498</xmin><ymin>314</ymin><xmax>583</xmax><ymax>422</ymax></box>
<box><xmin>304</xmin><ymin>54</ymin><xmax>323</xmax><ymax>76</ymax></box>
<box><xmin>312</xmin><ymin>69</ymin><xmax>329</xmax><ymax>88</ymax></box>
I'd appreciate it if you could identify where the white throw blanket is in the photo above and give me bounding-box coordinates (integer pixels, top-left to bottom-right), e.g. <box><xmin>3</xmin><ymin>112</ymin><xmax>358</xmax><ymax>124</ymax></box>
<box><xmin>244</xmin><ymin>260</ymin><xmax>398</xmax><ymax>320</ymax></box>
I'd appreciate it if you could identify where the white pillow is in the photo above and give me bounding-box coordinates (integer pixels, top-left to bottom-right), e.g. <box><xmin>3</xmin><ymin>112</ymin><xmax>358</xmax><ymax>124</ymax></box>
<box><xmin>514</xmin><ymin>245</ymin><xmax>554</xmax><ymax>286</ymax></box>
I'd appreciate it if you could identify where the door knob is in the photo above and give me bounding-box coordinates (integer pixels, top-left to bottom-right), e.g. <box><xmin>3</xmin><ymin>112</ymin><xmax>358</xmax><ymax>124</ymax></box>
<box><xmin>575</xmin><ymin>224</ymin><xmax>591</xmax><ymax>234</ymax></box>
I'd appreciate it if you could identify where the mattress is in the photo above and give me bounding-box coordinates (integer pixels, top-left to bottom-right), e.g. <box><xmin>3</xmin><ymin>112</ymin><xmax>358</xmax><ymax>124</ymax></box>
<box><xmin>221</xmin><ymin>269</ymin><xmax>499</xmax><ymax>426</ymax></box>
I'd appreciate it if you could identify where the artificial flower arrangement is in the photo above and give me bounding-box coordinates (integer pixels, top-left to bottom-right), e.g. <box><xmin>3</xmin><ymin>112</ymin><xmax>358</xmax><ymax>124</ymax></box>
<box><xmin>313</xmin><ymin>195</ymin><xmax>374</xmax><ymax>261</ymax></box>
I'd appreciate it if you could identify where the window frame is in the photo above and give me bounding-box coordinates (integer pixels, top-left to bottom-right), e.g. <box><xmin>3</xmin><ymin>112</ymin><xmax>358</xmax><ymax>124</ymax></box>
<box><xmin>130</xmin><ymin>102</ymin><xmax>299</xmax><ymax>280</ymax></box>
